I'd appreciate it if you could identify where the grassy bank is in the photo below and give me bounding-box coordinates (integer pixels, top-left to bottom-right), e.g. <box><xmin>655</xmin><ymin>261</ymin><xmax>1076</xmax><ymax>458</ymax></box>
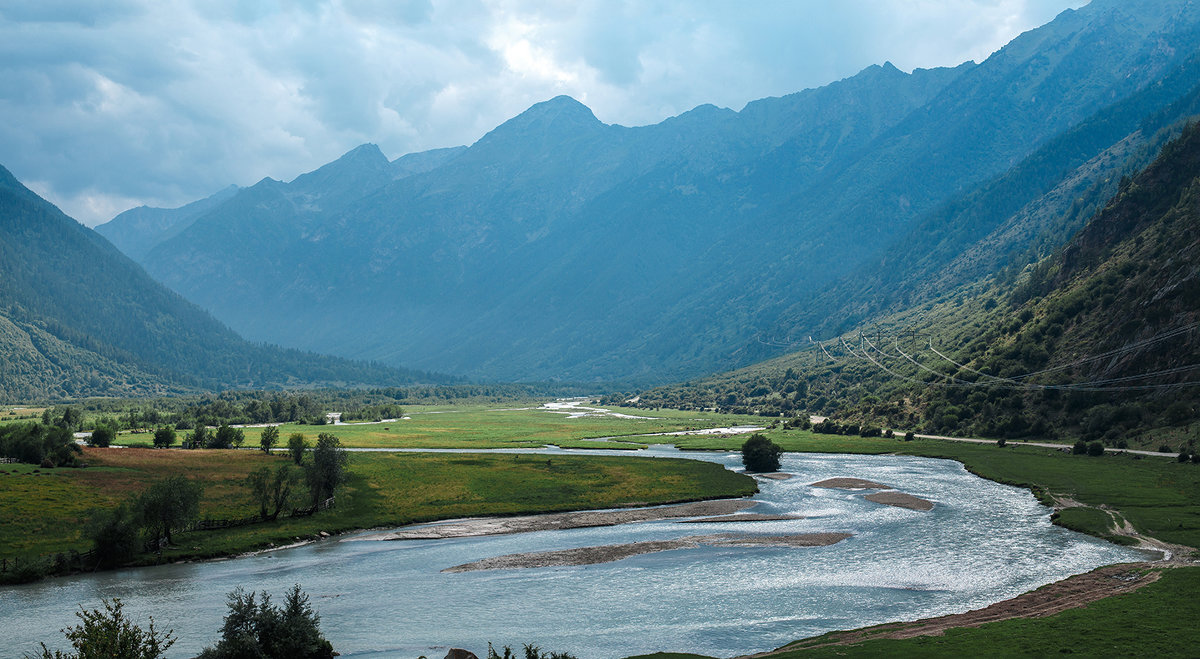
<box><xmin>0</xmin><ymin>446</ymin><xmax>756</xmax><ymax>572</ymax></box>
<box><xmin>765</xmin><ymin>566</ymin><xmax>1200</xmax><ymax>657</ymax></box>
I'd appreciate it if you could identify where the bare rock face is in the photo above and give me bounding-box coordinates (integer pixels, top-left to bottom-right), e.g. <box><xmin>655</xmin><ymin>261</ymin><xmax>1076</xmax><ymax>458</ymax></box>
<box><xmin>445</xmin><ymin>649</ymin><xmax>479</xmax><ymax>659</ymax></box>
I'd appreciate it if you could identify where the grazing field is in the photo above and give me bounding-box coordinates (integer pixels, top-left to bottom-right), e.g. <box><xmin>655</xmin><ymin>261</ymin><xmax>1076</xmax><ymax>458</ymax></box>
<box><xmin>0</xmin><ymin>446</ymin><xmax>756</xmax><ymax>566</ymax></box>
<box><xmin>115</xmin><ymin>404</ymin><xmax>769</xmax><ymax>450</ymax></box>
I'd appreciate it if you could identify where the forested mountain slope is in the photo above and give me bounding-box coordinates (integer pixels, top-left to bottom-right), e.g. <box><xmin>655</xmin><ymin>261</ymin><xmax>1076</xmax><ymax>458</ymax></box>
<box><xmin>0</xmin><ymin>167</ymin><xmax>439</xmax><ymax>401</ymax></box>
<box><xmin>102</xmin><ymin>0</ymin><xmax>1200</xmax><ymax>384</ymax></box>
<box><xmin>629</xmin><ymin>121</ymin><xmax>1200</xmax><ymax>448</ymax></box>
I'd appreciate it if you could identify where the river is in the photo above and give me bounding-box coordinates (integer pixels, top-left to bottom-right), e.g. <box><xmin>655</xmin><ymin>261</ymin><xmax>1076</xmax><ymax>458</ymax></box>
<box><xmin>2</xmin><ymin>446</ymin><xmax>1145</xmax><ymax>658</ymax></box>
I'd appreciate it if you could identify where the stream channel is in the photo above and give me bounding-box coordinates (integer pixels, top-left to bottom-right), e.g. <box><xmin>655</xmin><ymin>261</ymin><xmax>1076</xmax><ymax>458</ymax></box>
<box><xmin>2</xmin><ymin>445</ymin><xmax>1145</xmax><ymax>657</ymax></box>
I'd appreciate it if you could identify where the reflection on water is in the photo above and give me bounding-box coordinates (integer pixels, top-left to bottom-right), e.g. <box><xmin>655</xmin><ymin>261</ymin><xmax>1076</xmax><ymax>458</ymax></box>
<box><xmin>2</xmin><ymin>448</ymin><xmax>1144</xmax><ymax>658</ymax></box>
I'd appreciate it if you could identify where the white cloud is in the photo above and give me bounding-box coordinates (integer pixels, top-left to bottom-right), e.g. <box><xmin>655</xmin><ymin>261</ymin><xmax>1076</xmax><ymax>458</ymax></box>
<box><xmin>0</xmin><ymin>0</ymin><xmax>1084</xmax><ymax>226</ymax></box>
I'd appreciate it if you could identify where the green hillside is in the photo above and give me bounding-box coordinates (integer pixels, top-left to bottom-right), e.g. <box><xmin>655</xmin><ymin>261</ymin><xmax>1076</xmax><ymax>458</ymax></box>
<box><xmin>0</xmin><ymin>165</ymin><xmax>442</xmax><ymax>401</ymax></box>
<box><xmin>628</xmin><ymin>120</ymin><xmax>1200</xmax><ymax>449</ymax></box>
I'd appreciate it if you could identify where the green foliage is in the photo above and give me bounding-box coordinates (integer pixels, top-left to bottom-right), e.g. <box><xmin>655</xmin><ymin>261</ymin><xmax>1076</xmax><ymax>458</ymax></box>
<box><xmin>247</xmin><ymin>464</ymin><xmax>298</xmax><ymax>521</ymax></box>
<box><xmin>0</xmin><ymin>423</ymin><xmax>79</xmax><ymax>466</ymax></box>
<box><xmin>136</xmin><ymin>475</ymin><xmax>202</xmax><ymax>545</ymax></box>
<box><xmin>196</xmin><ymin>585</ymin><xmax>334</xmax><ymax>659</ymax></box>
<box><xmin>288</xmin><ymin>433</ymin><xmax>308</xmax><ymax>466</ymax></box>
<box><xmin>152</xmin><ymin>426</ymin><xmax>175</xmax><ymax>449</ymax></box>
<box><xmin>88</xmin><ymin>423</ymin><xmax>115</xmax><ymax>448</ymax></box>
<box><xmin>487</xmin><ymin>642</ymin><xmax>579</xmax><ymax>659</ymax></box>
<box><xmin>31</xmin><ymin>598</ymin><xmax>174</xmax><ymax>659</ymax></box>
<box><xmin>1086</xmin><ymin>441</ymin><xmax>1105</xmax><ymax>457</ymax></box>
<box><xmin>186</xmin><ymin>425</ymin><xmax>210</xmax><ymax>450</ymax></box>
<box><xmin>208</xmin><ymin>424</ymin><xmax>244</xmax><ymax>450</ymax></box>
<box><xmin>741</xmin><ymin>434</ymin><xmax>782</xmax><ymax>473</ymax></box>
<box><xmin>305</xmin><ymin>433</ymin><xmax>347</xmax><ymax>505</ymax></box>
<box><xmin>259</xmin><ymin>425</ymin><xmax>279</xmax><ymax>454</ymax></box>
<box><xmin>86</xmin><ymin>504</ymin><xmax>141</xmax><ymax>568</ymax></box>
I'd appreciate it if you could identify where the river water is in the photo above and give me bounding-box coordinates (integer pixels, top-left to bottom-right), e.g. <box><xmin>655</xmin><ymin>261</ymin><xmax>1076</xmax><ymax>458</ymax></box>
<box><xmin>2</xmin><ymin>447</ymin><xmax>1144</xmax><ymax>658</ymax></box>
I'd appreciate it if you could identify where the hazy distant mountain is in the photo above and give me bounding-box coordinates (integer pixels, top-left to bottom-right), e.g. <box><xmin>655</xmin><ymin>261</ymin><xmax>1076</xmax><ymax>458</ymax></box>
<box><xmin>0</xmin><ymin>166</ymin><xmax>439</xmax><ymax>401</ymax></box>
<box><xmin>633</xmin><ymin>120</ymin><xmax>1200</xmax><ymax>443</ymax></box>
<box><xmin>97</xmin><ymin>184</ymin><xmax>238</xmax><ymax>261</ymax></box>
<box><xmin>104</xmin><ymin>0</ymin><xmax>1200</xmax><ymax>384</ymax></box>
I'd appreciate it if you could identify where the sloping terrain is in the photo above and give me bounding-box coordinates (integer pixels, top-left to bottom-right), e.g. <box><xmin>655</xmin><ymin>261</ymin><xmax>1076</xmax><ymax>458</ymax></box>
<box><xmin>101</xmin><ymin>0</ymin><xmax>1200</xmax><ymax>385</ymax></box>
<box><xmin>630</xmin><ymin>120</ymin><xmax>1200</xmax><ymax>447</ymax></box>
<box><xmin>0</xmin><ymin>166</ymin><xmax>439</xmax><ymax>401</ymax></box>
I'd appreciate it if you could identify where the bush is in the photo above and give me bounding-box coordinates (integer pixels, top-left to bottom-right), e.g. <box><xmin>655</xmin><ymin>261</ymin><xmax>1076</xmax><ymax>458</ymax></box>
<box><xmin>197</xmin><ymin>585</ymin><xmax>333</xmax><ymax>659</ymax></box>
<box><xmin>997</xmin><ymin>438</ymin><xmax>1007</xmax><ymax>448</ymax></box>
<box><xmin>89</xmin><ymin>424</ymin><xmax>116</xmax><ymax>448</ymax></box>
<box><xmin>1179</xmin><ymin>451</ymin><xmax>1192</xmax><ymax>463</ymax></box>
<box><xmin>87</xmin><ymin>504</ymin><xmax>141</xmax><ymax>568</ymax></box>
<box><xmin>1087</xmin><ymin>441</ymin><xmax>1105</xmax><ymax>457</ymax></box>
<box><xmin>741</xmin><ymin>434</ymin><xmax>783</xmax><ymax>473</ymax></box>
<box><xmin>1072</xmin><ymin>440</ymin><xmax>1089</xmax><ymax>455</ymax></box>
<box><xmin>487</xmin><ymin>643</ymin><xmax>579</xmax><ymax>659</ymax></box>
<box><xmin>152</xmin><ymin>427</ymin><xmax>176</xmax><ymax>449</ymax></box>
<box><xmin>32</xmin><ymin>598</ymin><xmax>174</xmax><ymax>659</ymax></box>
<box><xmin>903</xmin><ymin>431</ymin><xmax>914</xmax><ymax>441</ymax></box>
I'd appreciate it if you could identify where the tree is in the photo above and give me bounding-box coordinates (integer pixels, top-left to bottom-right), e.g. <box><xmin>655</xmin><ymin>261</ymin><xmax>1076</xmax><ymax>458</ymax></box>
<box><xmin>741</xmin><ymin>434</ymin><xmax>782</xmax><ymax>473</ymax></box>
<box><xmin>86</xmin><ymin>504</ymin><xmax>141</xmax><ymax>568</ymax></box>
<box><xmin>197</xmin><ymin>585</ymin><xmax>334</xmax><ymax>659</ymax></box>
<box><xmin>210</xmin><ymin>424</ymin><xmax>244</xmax><ymax>450</ymax></box>
<box><xmin>186</xmin><ymin>425</ymin><xmax>210</xmax><ymax>450</ymax></box>
<box><xmin>152</xmin><ymin>426</ymin><xmax>176</xmax><ymax>449</ymax></box>
<box><xmin>305</xmin><ymin>433</ymin><xmax>348</xmax><ymax>506</ymax></box>
<box><xmin>1072</xmin><ymin>440</ymin><xmax>1089</xmax><ymax>455</ymax></box>
<box><xmin>33</xmin><ymin>598</ymin><xmax>174</xmax><ymax>659</ymax></box>
<box><xmin>89</xmin><ymin>423</ymin><xmax>116</xmax><ymax>448</ymax></box>
<box><xmin>288</xmin><ymin>433</ymin><xmax>308</xmax><ymax>466</ymax></box>
<box><xmin>260</xmin><ymin>425</ymin><xmax>280</xmax><ymax>454</ymax></box>
<box><xmin>1087</xmin><ymin>441</ymin><xmax>1105</xmax><ymax>457</ymax></box>
<box><xmin>247</xmin><ymin>463</ymin><xmax>298</xmax><ymax>520</ymax></box>
<box><xmin>137</xmin><ymin>475</ymin><xmax>202</xmax><ymax>546</ymax></box>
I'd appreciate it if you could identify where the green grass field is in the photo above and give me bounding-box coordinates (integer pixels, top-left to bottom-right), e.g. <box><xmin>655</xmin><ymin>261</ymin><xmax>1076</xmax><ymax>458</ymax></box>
<box><xmin>0</xmin><ymin>445</ymin><xmax>756</xmax><ymax>566</ymax></box>
<box><xmin>117</xmin><ymin>404</ymin><xmax>768</xmax><ymax>450</ymax></box>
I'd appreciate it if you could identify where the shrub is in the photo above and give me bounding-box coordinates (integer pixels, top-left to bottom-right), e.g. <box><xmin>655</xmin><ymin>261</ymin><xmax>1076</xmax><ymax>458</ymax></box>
<box><xmin>197</xmin><ymin>585</ymin><xmax>333</xmax><ymax>659</ymax></box>
<box><xmin>997</xmin><ymin>438</ymin><xmax>1007</xmax><ymax>448</ymax></box>
<box><xmin>89</xmin><ymin>424</ymin><xmax>116</xmax><ymax>448</ymax></box>
<box><xmin>741</xmin><ymin>434</ymin><xmax>783</xmax><ymax>473</ymax></box>
<box><xmin>903</xmin><ymin>431</ymin><xmax>914</xmax><ymax>441</ymax></box>
<box><xmin>87</xmin><ymin>505</ymin><xmax>141</xmax><ymax>568</ymax></box>
<box><xmin>152</xmin><ymin>427</ymin><xmax>176</xmax><ymax>449</ymax></box>
<box><xmin>1087</xmin><ymin>441</ymin><xmax>1105</xmax><ymax>457</ymax></box>
<box><xmin>1179</xmin><ymin>451</ymin><xmax>1191</xmax><ymax>463</ymax></box>
<box><xmin>32</xmin><ymin>598</ymin><xmax>174</xmax><ymax>659</ymax></box>
<box><xmin>1072</xmin><ymin>440</ymin><xmax>1089</xmax><ymax>455</ymax></box>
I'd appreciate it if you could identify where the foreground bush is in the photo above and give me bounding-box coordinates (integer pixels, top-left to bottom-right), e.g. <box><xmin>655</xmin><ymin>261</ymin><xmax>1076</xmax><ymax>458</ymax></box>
<box><xmin>32</xmin><ymin>598</ymin><xmax>174</xmax><ymax>659</ymax></box>
<box><xmin>197</xmin><ymin>584</ymin><xmax>333</xmax><ymax>659</ymax></box>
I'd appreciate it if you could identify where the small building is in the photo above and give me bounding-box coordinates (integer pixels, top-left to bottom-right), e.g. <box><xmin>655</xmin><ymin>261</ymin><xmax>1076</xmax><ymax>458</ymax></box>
<box><xmin>325</xmin><ymin>412</ymin><xmax>342</xmax><ymax>425</ymax></box>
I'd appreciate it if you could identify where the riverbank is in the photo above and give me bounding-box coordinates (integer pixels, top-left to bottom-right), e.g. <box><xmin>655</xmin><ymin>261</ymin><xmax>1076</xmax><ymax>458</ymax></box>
<box><xmin>0</xmin><ymin>448</ymin><xmax>756</xmax><ymax>583</ymax></box>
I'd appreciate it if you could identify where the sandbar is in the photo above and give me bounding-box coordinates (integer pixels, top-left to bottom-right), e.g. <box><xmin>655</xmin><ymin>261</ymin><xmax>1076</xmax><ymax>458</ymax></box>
<box><xmin>863</xmin><ymin>491</ymin><xmax>934</xmax><ymax>511</ymax></box>
<box><xmin>354</xmin><ymin>499</ymin><xmax>757</xmax><ymax>541</ymax></box>
<box><xmin>443</xmin><ymin>532</ymin><xmax>852</xmax><ymax>572</ymax></box>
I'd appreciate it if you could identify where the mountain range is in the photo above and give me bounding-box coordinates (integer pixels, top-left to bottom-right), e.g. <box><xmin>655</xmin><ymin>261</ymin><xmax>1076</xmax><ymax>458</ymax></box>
<box><xmin>0</xmin><ymin>166</ymin><xmax>441</xmax><ymax>401</ymax></box>
<box><xmin>88</xmin><ymin>0</ymin><xmax>1200</xmax><ymax>388</ymax></box>
<box><xmin>630</xmin><ymin>117</ymin><xmax>1200</xmax><ymax>447</ymax></box>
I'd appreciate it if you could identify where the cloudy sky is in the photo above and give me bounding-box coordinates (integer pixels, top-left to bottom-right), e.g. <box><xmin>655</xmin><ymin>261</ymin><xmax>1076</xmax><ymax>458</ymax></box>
<box><xmin>0</xmin><ymin>0</ymin><xmax>1085</xmax><ymax>226</ymax></box>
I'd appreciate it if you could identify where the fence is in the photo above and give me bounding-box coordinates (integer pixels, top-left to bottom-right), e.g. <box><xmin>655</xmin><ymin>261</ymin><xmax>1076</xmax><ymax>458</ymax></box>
<box><xmin>1</xmin><ymin>496</ymin><xmax>335</xmax><ymax>579</ymax></box>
